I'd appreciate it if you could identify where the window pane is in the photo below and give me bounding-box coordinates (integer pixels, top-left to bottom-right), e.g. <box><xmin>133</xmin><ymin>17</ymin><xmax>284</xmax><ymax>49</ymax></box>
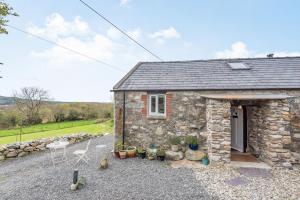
<box><xmin>158</xmin><ymin>96</ymin><xmax>165</xmax><ymax>114</ymax></box>
<box><xmin>151</xmin><ymin>96</ymin><xmax>156</xmax><ymax>113</ymax></box>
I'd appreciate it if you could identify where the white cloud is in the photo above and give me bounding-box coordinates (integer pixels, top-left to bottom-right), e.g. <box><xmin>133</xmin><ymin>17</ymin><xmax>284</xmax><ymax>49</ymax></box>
<box><xmin>27</xmin><ymin>13</ymin><xmax>152</xmax><ymax>70</ymax></box>
<box><xmin>215</xmin><ymin>41</ymin><xmax>251</xmax><ymax>58</ymax></box>
<box><xmin>127</xmin><ymin>28</ymin><xmax>141</xmax><ymax>40</ymax></box>
<box><xmin>120</xmin><ymin>0</ymin><xmax>131</xmax><ymax>6</ymax></box>
<box><xmin>149</xmin><ymin>27</ymin><xmax>181</xmax><ymax>44</ymax></box>
<box><xmin>106</xmin><ymin>27</ymin><xmax>122</xmax><ymax>40</ymax></box>
<box><xmin>215</xmin><ymin>41</ymin><xmax>300</xmax><ymax>59</ymax></box>
<box><xmin>27</xmin><ymin>13</ymin><xmax>90</xmax><ymax>40</ymax></box>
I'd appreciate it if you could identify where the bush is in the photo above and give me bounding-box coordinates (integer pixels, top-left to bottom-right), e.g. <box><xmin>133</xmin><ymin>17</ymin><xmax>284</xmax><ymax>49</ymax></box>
<box><xmin>168</xmin><ymin>136</ymin><xmax>181</xmax><ymax>145</ymax></box>
<box><xmin>185</xmin><ymin>136</ymin><xmax>198</xmax><ymax>145</ymax></box>
<box><xmin>68</xmin><ymin>109</ymin><xmax>81</xmax><ymax>121</ymax></box>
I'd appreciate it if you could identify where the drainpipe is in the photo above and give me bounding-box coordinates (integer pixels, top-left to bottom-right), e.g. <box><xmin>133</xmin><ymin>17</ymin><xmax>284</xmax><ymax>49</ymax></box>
<box><xmin>122</xmin><ymin>91</ymin><xmax>126</xmax><ymax>149</ymax></box>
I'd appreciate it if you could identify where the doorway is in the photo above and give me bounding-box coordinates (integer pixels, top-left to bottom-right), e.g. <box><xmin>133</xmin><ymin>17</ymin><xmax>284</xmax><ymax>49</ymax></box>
<box><xmin>230</xmin><ymin>106</ymin><xmax>247</xmax><ymax>152</ymax></box>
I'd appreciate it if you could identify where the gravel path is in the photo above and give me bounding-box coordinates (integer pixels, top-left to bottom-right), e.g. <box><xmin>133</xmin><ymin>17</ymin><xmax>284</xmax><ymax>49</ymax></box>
<box><xmin>194</xmin><ymin>164</ymin><xmax>300</xmax><ymax>200</ymax></box>
<box><xmin>0</xmin><ymin>135</ymin><xmax>215</xmax><ymax>200</ymax></box>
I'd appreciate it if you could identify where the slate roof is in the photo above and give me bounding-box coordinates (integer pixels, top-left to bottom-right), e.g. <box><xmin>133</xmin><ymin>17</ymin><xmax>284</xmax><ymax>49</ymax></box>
<box><xmin>113</xmin><ymin>57</ymin><xmax>300</xmax><ymax>91</ymax></box>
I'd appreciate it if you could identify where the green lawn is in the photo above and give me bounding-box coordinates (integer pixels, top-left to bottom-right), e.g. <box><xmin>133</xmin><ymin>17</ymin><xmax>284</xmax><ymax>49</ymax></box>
<box><xmin>0</xmin><ymin>120</ymin><xmax>113</xmax><ymax>145</ymax></box>
<box><xmin>0</xmin><ymin>120</ymin><xmax>97</xmax><ymax>138</ymax></box>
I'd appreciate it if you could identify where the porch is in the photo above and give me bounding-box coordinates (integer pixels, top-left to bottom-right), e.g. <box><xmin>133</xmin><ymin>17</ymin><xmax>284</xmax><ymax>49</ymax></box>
<box><xmin>203</xmin><ymin>93</ymin><xmax>293</xmax><ymax>167</ymax></box>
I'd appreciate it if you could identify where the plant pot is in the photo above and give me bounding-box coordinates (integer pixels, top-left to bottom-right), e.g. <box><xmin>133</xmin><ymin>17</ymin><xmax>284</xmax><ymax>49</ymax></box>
<box><xmin>126</xmin><ymin>147</ymin><xmax>136</xmax><ymax>158</ymax></box>
<box><xmin>148</xmin><ymin>148</ymin><xmax>157</xmax><ymax>155</ymax></box>
<box><xmin>157</xmin><ymin>155</ymin><xmax>165</xmax><ymax>161</ymax></box>
<box><xmin>171</xmin><ymin>145</ymin><xmax>179</xmax><ymax>152</ymax></box>
<box><xmin>119</xmin><ymin>151</ymin><xmax>127</xmax><ymax>159</ymax></box>
<box><xmin>189</xmin><ymin>144</ymin><xmax>199</xmax><ymax>151</ymax></box>
<box><xmin>202</xmin><ymin>158</ymin><xmax>209</xmax><ymax>165</ymax></box>
<box><xmin>114</xmin><ymin>151</ymin><xmax>120</xmax><ymax>158</ymax></box>
<box><xmin>137</xmin><ymin>152</ymin><xmax>146</xmax><ymax>159</ymax></box>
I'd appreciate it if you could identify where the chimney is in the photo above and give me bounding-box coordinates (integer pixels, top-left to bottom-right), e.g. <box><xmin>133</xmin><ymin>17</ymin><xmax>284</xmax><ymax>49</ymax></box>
<box><xmin>267</xmin><ymin>53</ymin><xmax>274</xmax><ymax>58</ymax></box>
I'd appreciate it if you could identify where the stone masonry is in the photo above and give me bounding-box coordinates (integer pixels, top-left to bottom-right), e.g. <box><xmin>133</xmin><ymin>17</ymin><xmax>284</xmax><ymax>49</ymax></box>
<box><xmin>114</xmin><ymin>90</ymin><xmax>300</xmax><ymax>166</ymax></box>
<box><xmin>114</xmin><ymin>91</ymin><xmax>207</xmax><ymax>150</ymax></box>
<box><xmin>206</xmin><ymin>99</ymin><xmax>231</xmax><ymax>162</ymax></box>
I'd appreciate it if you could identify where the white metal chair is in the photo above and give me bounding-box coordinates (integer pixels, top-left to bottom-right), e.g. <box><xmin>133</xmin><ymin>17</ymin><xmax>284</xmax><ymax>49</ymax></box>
<box><xmin>73</xmin><ymin>139</ymin><xmax>91</xmax><ymax>165</ymax></box>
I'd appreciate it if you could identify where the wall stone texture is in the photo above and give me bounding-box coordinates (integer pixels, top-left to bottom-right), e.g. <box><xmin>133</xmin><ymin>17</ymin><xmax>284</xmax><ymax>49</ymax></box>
<box><xmin>114</xmin><ymin>90</ymin><xmax>300</xmax><ymax>166</ymax></box>
<box><xmin>0</xmin><ymin>133</ymin><xmax>94</xmax><ymax>162</ymax></box>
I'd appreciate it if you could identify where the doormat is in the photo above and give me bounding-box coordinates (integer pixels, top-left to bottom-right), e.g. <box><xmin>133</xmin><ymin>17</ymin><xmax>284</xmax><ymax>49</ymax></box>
<box><xmin>238</xmin><ymin>168</ymin><xmax>272</xmax><ymax>178</ymax></box>
<box><xmin>224</xmin><ymin>177</ymin><xmax>249</xmax><ymax>186</ymax></box>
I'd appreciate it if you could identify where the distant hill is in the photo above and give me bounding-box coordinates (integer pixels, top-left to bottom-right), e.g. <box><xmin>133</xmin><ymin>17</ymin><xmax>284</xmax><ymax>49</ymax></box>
<box><xmin>0</xmin><ymin>96</ymin><xmax>14</xmax><ymax>105</ymax></box>
<box><xmin>0</xmin><ymin>95</ymin><xmax>111</xmax><ymax>106</ymax></box>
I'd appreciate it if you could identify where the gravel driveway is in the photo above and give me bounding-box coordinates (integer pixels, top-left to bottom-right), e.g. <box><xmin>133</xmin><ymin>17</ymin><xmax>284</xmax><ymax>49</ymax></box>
<box><xmin>0</xmin><ymin>135</ymin><xmax>215</xmax><ymax>200</ymax></box>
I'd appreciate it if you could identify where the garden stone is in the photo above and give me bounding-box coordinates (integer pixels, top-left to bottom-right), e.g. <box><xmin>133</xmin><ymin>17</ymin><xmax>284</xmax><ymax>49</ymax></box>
<box><xmin>6</xmin><ymin>151</ymin><xmax>17</xmax><ymax>158</ymax></box>
<box><xmin>18</xmin><ymin>152</ymin><xmax>28</xmax><ymax>157</ymax></box>
<box><xmin>165</xmin><ymin>150</ymin><xmax>184</xmax><ymax>161</ymax></box>
<box><xmin>24</xmin><ymin>146</ymin><xmax>34</xmax><ymax>152</ymax></box>
<box><xmin>7</xmin><ymin>144</ymin><xmax>20</xmax><ymax>149</ymax></box>
<box><xmin>185</xmin><ymin>149</ymin><xmax>205</xmax><ymax>161</ymax></box>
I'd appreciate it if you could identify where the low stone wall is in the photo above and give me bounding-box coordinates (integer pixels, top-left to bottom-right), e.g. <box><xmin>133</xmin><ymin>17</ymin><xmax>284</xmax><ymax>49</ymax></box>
<box><xmin>0</xmin><ymin>133</ymin><xmax>94</xmax><ymax>161</ymax></box>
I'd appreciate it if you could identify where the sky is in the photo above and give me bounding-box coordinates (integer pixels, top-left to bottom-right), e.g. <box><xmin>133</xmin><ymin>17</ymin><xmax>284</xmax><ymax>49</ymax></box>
<box><xmin>1</xmin><ymin>0</ymin><xmax>300</xmax><ymax>102</ymax></box>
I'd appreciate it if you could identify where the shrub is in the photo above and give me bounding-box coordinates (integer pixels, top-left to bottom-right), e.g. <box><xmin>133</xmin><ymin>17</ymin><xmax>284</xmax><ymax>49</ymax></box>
<box><xmin>185</xmin><ymin>136</ymin><xmax>198</xmax><ymax>145</ymax></box>
<box><xmin>168</xmin><ymin>136</ymin><xmax>181</xmax><ymax>145</ymax></box>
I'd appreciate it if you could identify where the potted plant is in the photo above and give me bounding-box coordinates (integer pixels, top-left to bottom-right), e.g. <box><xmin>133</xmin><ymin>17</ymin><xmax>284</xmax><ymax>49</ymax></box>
<box><xmin>185</xmin><ymin>136</ymin><xmax>199</xmax><ymax>150</ymax></box>
<box><xmin>119</xmin><ymin>150</ymin><xmax>127</xmax><ymax>159</ymax></box>
<box><xmin>148</xmin><ymin>143</ymin><xmax>157</xmax><ymax>155</ymax></box>
<box><xmin>202</xmin><ymin>154</ymin><xmax>209</xmax><ymax>165</ymax></box>
<box><xmin>156</xmin><ymin>149</ymin><xmax>166</xmax><ymax>161</ymax></box>
<box><xmin>137</xmin><ymin>147</ymin><xmax>146</xmax><ymax>159</ymax></box>
<box><xmin>169</xmin><ymin>136</ymin><xmax>181</xmax><ymax>152</ymax></box>
<box><xmin>126</xmin><ymin>146</ymin><xmax>136</xmax><ymax>158</ymax></box>
<box><xmin>114</xmin><ymin>142</ymin><xmax>123</xmax><ymax>158</ymax></box>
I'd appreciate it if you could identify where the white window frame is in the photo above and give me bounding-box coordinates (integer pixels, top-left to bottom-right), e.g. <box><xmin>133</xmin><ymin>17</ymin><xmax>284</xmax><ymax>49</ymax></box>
<box><xmin>148</xmin><ymin>94</ymin><xmax>166</xmax><ymax>117</ymax></box>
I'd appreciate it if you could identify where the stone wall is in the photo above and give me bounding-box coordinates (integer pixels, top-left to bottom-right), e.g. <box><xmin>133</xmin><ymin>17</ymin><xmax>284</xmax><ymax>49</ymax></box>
<box><xmin>248</xmin><ymin>99</ymin><xmax>298</xmax><ymax>166</ymax></box>
<box><xmin>0</xmin><ymin>133</ymin><xmax>93</xmax><ymax>161</ymax></box>
<box><xmin>206</xmin><ymin>99</ymin><xmax>231</xmax><ymax>162</ymax></box>
<box><xmin>289</xmin><ymin>97</ymin><xmax>300</xmax><ymax>163</ymax></box>
<box><xmin>114</xmin><ymin>91</ymin><xmax>207</xmax><ymax>149</ymax></box>
<box><xmin>114</xmin><ymin>90</ymin><xmax>300</xmax><ymax>165</ymax></box>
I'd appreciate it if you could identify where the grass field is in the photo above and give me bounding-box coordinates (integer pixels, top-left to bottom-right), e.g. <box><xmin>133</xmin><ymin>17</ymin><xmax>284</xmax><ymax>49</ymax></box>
<box><xmin>0</xmin><ymin>120</ymin><xmax>113</xmax><ymax>145</ymax></box>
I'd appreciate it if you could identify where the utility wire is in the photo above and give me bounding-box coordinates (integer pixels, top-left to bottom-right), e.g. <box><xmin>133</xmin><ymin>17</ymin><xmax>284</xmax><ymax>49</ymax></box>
<box><xmin>79</xmin><ymin>0</ymin><xmax>163</xmax><ymax>61</ymax></box>
<box><xmin>7</xmin><ymin>24</ymin><xmax>126</xmax><ymax>72</ymax></box>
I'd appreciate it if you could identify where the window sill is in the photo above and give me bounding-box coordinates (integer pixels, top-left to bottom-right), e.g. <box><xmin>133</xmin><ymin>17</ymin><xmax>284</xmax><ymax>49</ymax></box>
<box><xmin>147</xmin><ymin>115</ymin><xmax>166</xmax><ymax>120</ymax></box>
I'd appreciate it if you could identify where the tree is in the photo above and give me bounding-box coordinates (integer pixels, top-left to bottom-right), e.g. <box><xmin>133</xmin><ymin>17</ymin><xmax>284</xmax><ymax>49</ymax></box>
<box><xmin>0</xmin><ymin>1</ymin><xmax>18</xmax><ymax>34</ymax></box>
<box><xmin>13</xmin><ymin>87</ymin><xmax>49</xmax><ymax>125</ymax></box>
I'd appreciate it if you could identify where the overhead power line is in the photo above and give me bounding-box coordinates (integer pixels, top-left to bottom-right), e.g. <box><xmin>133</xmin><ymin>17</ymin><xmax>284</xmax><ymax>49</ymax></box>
<box><xmin>7</xmin><ymin>24</ymin><xmax>126</xmax><ymax>72</ymax></box>
<box><xmin>79</xmin><ymin>0</ymin><xmax>163</xmax><ymax>61</ymax></box>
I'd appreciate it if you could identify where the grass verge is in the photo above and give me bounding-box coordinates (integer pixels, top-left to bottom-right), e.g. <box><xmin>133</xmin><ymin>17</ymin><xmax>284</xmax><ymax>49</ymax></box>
<box><xmin>0</xmin><ymin>120</ymin><xmax>113</xmax><ymax>145</ymax></box>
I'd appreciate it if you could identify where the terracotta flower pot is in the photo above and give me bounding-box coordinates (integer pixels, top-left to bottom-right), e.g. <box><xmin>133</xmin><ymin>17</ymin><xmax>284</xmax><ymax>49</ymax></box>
<box><xmin>119</xmin><ymin>151</ymin><xmax>127</xmax><ymax>159</ymax></box>
<box><xmin>126</xmin><ymin>147</ymin><xmax>136</xmax><ymax>158</ymax></box>
<box><xmin>114</xmin><ymin>151</ymin><xmax>120</xmax><ymax>158</ymax></box>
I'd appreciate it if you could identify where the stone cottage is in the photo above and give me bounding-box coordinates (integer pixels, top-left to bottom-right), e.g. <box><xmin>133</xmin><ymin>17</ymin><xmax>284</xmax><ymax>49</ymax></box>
<box><xmin>112</xmin><ymin>57</ymin><xmax>300</xmax><ymax>166</ymax></box>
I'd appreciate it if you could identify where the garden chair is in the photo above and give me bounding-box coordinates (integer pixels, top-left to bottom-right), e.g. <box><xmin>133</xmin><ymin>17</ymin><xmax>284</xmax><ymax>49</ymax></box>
<box><xmin>73</xmin><ymin>139</ymin><xmax>91</xmax><ymax>165</ymax></box>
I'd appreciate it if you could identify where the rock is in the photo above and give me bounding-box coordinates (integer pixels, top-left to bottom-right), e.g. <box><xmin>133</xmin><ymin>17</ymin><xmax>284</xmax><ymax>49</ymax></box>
<box><xmin>171</xmin><ymin>145</ymin><xmax>179</xmax><ymax>152</ymax></box>
<box><xmin>155</xmin><ymin>127</ymin><xmax>163</xmax><ymax>136</ymax></box>
<box><xmin>185</xmin><ymin>149</ymin><xmax>205</xmax><ymax>161</ymax></box>
<box><xmin>7</xmin><ymin>143</ymin><xmax>20</xmax><ymax>149</ymax></box>
<box><xmin>0</xmin><ymin>155</ymin><xmax>5</xmax><ymax>161</ymax></box>
<box><xmin>282</xmin><ymin>162</ymin><xmax>293</xmax><ymax>169</ymax></box>
<box><xmin>6</xmin><ymin>151</ymin><xmax>17</xmax><ymax>158</ymax></box>
<box><xmin>165</xmin><ymin>151</ymin><xmax>184</xmax><ymax>161</ymax></box>
<box><xmin>70</xmin><ymin>183</ymin><xmax>78</xmax><ymax>191</ymax></box>
<box><xmin>18</xmin><ymin>151</ymin><xmax>28</xmax><ymax>157</ymax></box>
<box><xmin>24</xmin><ymin>146</ymin><xmax>34</xmax><ymax>152</ymax></box>
<box><xmin>99</xmin><ymin>158</ymin><xmax>108</xmax><ymax>169</ymax></box>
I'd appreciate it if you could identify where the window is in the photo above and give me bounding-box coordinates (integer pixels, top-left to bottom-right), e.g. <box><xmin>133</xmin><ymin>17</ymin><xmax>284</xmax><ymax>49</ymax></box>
<box><xmin>148</xmin><ymin>94</ymin><xmax>166</xmax><ymax>117</ymax></box>
<box><xmin>227</xmin><ymin>62</ymin><xmax>250</xmax><ymax>70</ymax></box>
